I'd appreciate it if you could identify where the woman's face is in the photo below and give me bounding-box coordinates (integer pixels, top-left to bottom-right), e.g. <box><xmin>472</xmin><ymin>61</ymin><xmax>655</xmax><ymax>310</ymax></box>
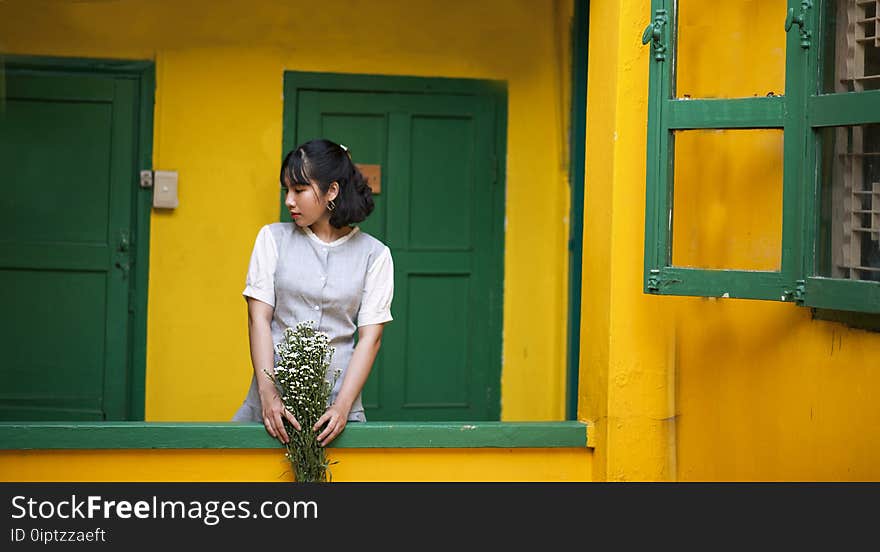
<box><xmin>284</xmin><ymin>178</ymin><xmax>335</xmax><ymax>227</ymax></box>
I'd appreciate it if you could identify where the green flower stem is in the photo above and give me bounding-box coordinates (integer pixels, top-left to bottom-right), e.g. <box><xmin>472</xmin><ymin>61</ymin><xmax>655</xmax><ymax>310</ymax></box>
<box><xmin>270</xmin><ymin>321</ymin><xmax>341</xmax><ymax>483</ymax></box>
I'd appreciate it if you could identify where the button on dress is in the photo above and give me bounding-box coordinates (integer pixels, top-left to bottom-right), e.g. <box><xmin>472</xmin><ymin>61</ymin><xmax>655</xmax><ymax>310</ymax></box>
<box><xmin>232</xmin><ymin>222</ymin><xmax>394</xmax><ymax>423</ymax></box>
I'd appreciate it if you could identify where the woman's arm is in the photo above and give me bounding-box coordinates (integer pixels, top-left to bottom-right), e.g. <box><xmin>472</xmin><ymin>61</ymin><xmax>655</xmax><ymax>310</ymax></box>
<box><xmin>313</xmin><ymin>322</ymin><xmax>385</xmax><ymax>446</ymax></box>
<box><xmin>247</xmin><ymin>297</ymin><xmax>301</xmax><ymax>443</ymax></box>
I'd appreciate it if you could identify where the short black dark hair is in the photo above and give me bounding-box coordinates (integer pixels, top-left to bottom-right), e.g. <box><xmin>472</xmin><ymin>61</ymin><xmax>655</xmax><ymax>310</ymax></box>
<box><xmin>280</xmin><ymin>139</ymin><xmax>375</xmax><ymax>228</ymax></box>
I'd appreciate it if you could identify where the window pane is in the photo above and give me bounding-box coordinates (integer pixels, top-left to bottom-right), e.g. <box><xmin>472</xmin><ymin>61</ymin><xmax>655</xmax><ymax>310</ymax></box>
<box><xmin>823</xmin><ymin>0</ymin><xmax>880</xmax><ymax>93</ymax></box>
<box><xmin>672</xmin><ymin>129</ymin><xmax>784</xmax><ymax>271</ymax></box>
<box><xmin>817</xmin><ymin>124</ymin><xmax>880</xmax><ymax>281</ymax></box>
<box><xmin>676</xmin><ymin>0</ymin><xmax>786</xmax><ymax>99</ymax></box>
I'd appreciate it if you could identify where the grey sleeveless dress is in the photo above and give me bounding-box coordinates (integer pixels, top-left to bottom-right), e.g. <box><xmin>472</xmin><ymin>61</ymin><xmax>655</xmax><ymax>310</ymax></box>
<box><xmin>232</xmin><ymin>222</ymin><xmax>392</xmax><ymax>423</ymax></box>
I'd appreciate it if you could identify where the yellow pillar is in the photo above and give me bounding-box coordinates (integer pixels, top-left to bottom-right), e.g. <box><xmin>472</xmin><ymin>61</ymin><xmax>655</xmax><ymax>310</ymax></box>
<box><xmin>580</xmin><ymin>0</ymin><xmax>676</xmax><ymax>481</ymax></box>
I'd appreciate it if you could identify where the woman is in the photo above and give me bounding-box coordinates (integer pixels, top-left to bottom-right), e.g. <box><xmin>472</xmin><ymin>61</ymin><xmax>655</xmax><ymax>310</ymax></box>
<box><xmin>232</xmin><ymin>139</ymin><xmax>393</xmax><ymax>448</ymax></box>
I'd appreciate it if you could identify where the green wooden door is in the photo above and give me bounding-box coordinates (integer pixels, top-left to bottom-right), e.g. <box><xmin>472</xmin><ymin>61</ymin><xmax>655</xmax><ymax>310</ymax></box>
<box><xmin>0</xmin><ymin>71</ymin><xmax>137</xmax><ymax>420</ymax></box>
<box><xmin>284</xmin><ymin>80</ymin><xmax>503</xmax><ymax>421</ymax></box>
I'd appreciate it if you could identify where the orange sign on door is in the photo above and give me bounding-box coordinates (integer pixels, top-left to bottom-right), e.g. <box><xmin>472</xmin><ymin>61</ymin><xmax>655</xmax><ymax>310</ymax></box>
<box><xmin>356</xmin><ymin>164</ymin><xmax>381</xmax><ymax>194</ymax></box>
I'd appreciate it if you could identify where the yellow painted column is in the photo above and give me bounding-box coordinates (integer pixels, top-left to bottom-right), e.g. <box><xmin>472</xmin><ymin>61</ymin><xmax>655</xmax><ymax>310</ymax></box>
<box><xmin>581</xmin><ymin>0</ymin><xmax>676</xmax><ymax>481</ymax></box>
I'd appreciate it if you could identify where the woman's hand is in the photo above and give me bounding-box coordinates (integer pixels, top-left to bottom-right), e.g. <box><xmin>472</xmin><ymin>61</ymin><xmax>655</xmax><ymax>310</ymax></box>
<box><xmin>314</xmin><ymin>404</ymin><xmax>350</xmax><ymax>447</ymax></box>
<box><xmin>259</xmin><ymin>389</ymin><xmax>301</xmax><ymax>444</ymax></box>
<box><xmin>312</xmin><ymin>324</ymin><xmax>384</xmax><ymax>447</ymax></box>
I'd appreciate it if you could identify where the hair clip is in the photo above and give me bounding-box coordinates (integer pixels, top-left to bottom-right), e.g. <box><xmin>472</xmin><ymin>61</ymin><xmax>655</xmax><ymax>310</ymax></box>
<box><xmin>340</xmin><ymin>144</ymin><xmax>349</xmax><ymax>152</ymax></box>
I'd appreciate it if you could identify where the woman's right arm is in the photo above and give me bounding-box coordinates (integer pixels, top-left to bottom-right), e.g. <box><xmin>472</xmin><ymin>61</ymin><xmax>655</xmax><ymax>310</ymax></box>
<box><xmin>247</xmin><ymin>297</ymin><xmax>301</xmax><ymax>443</ymax></box>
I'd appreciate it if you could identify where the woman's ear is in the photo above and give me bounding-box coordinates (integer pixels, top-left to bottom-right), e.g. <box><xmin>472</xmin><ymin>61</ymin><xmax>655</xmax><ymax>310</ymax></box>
<box><xmin>328</xmin><ymin>181</ymin><xmax>340</xmax><ymax>202</ymax></box>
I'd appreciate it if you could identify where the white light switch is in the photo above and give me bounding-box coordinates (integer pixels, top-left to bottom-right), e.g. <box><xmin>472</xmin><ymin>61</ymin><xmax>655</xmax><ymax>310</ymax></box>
<box><xmin>152</xmin><ymin>170</ymin><xmax>179</xmax><ymax>209</ymax></box>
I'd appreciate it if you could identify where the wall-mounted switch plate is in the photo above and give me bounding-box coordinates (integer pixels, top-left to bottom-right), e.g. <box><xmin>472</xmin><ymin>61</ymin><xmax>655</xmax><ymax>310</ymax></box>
<box><xmin>152</xmin><ymin>170</ymin><xmax>179</xmax><ymax>209</ymax></box>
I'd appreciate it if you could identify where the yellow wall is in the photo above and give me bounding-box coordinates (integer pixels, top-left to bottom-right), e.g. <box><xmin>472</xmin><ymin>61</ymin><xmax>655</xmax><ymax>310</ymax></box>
<box><xmin>0</xmin><ymin>448</ymin><xmax>591</xmax><ymax>482</ymax></box>
<box><xmin>15</xmin><ymin>0</ymin><xmax>874</xmax><ymax>483</ymax></box>
<box><xmin>581</xmin><ymin>0</ymin><xmax>880</xmax><ymax>481</ymax></box>
<box><xmin>0</xmin><ymin>0</ymin><xmax>574</xmax><ymax>422</ymax></box>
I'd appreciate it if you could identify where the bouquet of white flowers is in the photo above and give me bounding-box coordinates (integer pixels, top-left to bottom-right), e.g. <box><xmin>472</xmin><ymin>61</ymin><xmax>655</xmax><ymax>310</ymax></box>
<box><xmin>265</xmin><ymin>321</ymin><xmax>341</xmax><ymax>482</ymax></box>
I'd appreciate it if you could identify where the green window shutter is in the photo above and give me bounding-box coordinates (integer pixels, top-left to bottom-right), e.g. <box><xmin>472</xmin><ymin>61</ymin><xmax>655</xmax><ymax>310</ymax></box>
<box><xmin>643</xmin><ymin>0</ymin><xmax>809</xmax><ymax>302</ymax></box>
<box><xmin>799</xmin><ymin>0</ymin><xmax>880</xmax><ymax>314</ymax></box>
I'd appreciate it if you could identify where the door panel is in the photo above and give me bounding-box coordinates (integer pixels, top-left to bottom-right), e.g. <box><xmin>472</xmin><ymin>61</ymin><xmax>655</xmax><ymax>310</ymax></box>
<box><xmin>0</xmin><ymin>269</ymin><xmax>107</xmax><ymax>419</ymax></box>
<box><xmin>409</xmin><ymin>115</ymin><xmax>474</xmax><ymax>249</ymax></box>
<box><xmin>404</xmin><ymin>274</ymin><xmax>470</xmax><ymax>407</ymax></box>
<box><xmin>0</xmin><ymin>72</ymin><xmax>136</xmax><ymax>421</ymax></box>
<box><xmin>2</xmin><ymin>99</ymin><xmax>113</xmax><ymax>243</ymax></box>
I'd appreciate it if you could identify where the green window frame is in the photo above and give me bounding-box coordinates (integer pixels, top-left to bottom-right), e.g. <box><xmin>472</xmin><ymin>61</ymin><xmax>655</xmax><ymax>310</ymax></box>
<box><xmin>802</xmin><ymin>0</ymin><xmax>880</xmax><ymax>312</ymax></box>
<box><xmin>643</xmin><ymin>0</ymin><xmax>880</xmax><ymax>316</ymax></box>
